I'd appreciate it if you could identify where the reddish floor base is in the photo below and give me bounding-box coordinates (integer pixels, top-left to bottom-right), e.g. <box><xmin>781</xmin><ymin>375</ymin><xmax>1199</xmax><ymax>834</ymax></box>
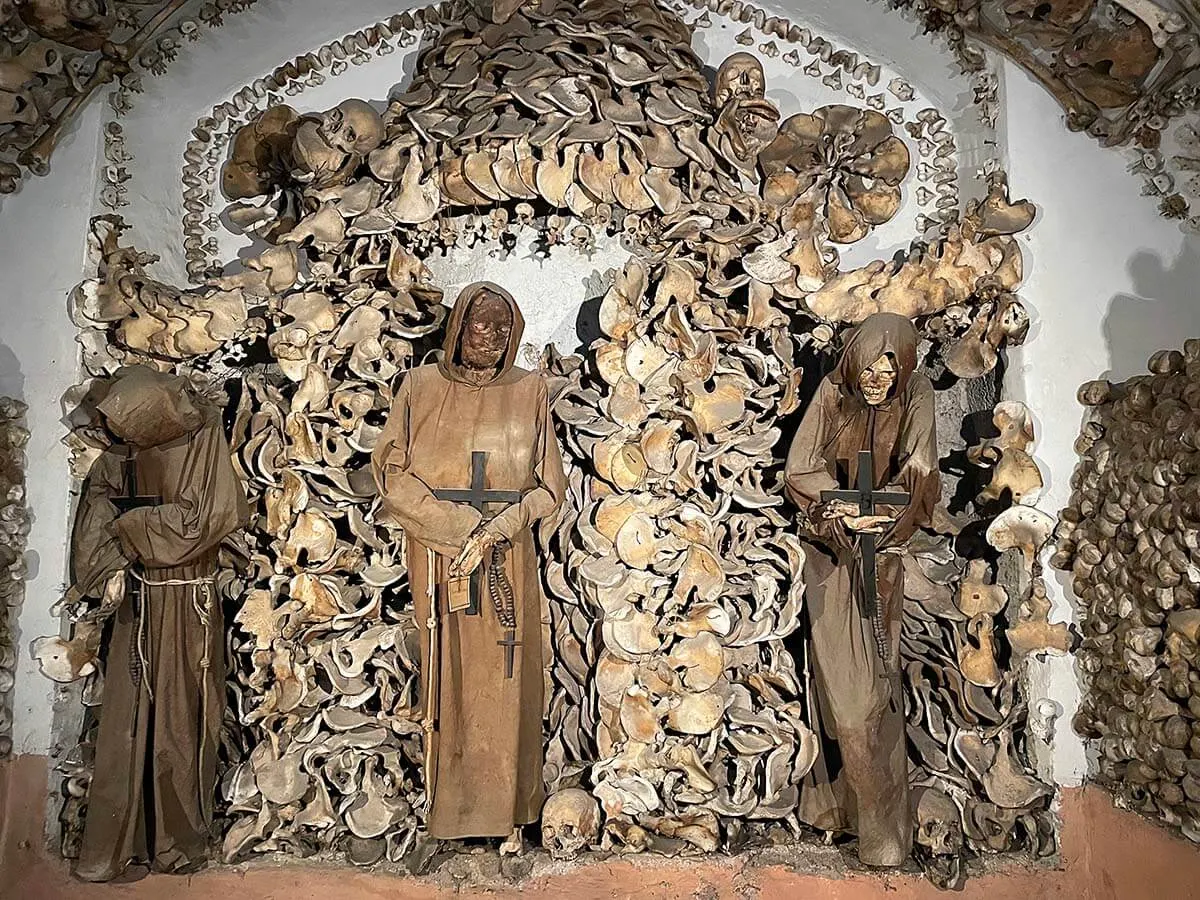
<box><xmin>2</xmin><ymin>753</ymin><xmax>1196</xmax><ymax>900</ymax></box>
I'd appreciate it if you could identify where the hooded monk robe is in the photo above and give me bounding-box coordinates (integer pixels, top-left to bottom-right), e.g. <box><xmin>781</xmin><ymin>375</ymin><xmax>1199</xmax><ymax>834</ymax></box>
<box><xmin>73</xmin><ymin>368</ymin><xmax>248</xmax><ymax>881</ymax></box>
<box><xmin>371</xmin><ymin>281</ymin><xmax>567</xmax><ymax>839</ymax></box>
<box><xmin>784</xmin><ymin>313</ymin><xmax>939</xmax><ymax>866</ymax></box>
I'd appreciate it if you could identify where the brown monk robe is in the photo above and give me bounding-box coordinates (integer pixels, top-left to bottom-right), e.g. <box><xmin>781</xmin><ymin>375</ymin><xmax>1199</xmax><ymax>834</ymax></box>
<box><xmin>371</xmin><ymin>281</ymin><xmax>566</xmax><ymax>842</ymax></box>
<box><xmin>784</xmin><ymin>313</ymin><xmax>939</xmax><ymax>866</ymax></box>
<box><xmin>72</xmin><ymin>367</ymin><xmax>248</xmax><ymax>882</ymax></box>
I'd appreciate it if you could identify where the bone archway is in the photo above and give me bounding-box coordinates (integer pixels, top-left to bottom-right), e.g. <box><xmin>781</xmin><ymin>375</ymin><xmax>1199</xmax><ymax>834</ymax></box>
<box><xmin>47</xmin><ymin>0</ymin><xmax>1066</xmax><ymax>886</ymax></box>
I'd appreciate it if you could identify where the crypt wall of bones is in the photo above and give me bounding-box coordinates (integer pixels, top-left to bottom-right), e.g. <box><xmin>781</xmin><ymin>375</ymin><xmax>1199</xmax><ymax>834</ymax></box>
<box><xmin>4</xmin><ymin>0</ymin><xmax>1200</xmax><ymax>882</ymax></box>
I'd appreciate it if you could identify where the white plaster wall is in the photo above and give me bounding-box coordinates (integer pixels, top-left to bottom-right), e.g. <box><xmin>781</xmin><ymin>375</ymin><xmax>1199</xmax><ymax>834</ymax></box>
<box><xmin>0</xmin><ymin>102</ymin><xmax>103</xmax><ymax>755</ymax></box>
<box><xmin>1002</xmin><ymin>57</ymin><xmax>1200</xmax><ymax>786</ymax></box>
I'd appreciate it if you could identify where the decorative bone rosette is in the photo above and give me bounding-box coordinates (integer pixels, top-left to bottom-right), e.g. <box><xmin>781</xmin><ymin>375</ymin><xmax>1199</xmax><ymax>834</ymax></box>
<box><xmin>48</xmin><ymin>0</ymin><xmax>1069</xmax><ymax>886</ymax></box>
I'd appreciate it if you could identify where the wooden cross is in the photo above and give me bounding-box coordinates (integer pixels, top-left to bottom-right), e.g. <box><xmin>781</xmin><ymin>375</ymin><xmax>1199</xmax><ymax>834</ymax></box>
<box><xmin>112</xmin><ymin>453</ymin><xmax>160</xmax><ymax>514</ymax></box>
<box><xmin>497</xmin><ymin>629</ymin><xmax>520</xmax><ymax>679</ymax></box>
<box><xmin>432</xmin><ymin>451</ymin><xmax>522</xmax><ymax>615</ymax></box>
<box><xmin>820</xmin><ymin>449</ymin><xmax>911</xmax><ymax>622</ymax></box>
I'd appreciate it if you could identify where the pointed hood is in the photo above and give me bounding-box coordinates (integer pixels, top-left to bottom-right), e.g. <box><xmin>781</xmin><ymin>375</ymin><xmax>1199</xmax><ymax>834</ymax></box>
<box><xmin>96</xmin><ymin>366</ymin><xmax>206</xmax><ymax>449</ymax></box>
<box><xmin>438</xmin><ymin>281</ymin><xmax>525</xmax><ymax>385</ymax></box>
<box><xmin>830</xmin><ymin>312</ymin><xmax>920</xmax><ymax>404</ymax></box>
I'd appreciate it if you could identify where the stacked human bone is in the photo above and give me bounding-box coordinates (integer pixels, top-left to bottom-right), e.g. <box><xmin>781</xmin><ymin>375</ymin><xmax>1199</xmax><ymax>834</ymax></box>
<box><xmin>0</xmin><ymin>397</ymin><xmax>29</xmax><ymax>758</ymax></box>
<box><xmin>1055</xmin><ymin>341</ymin><xmax>1200</xmax><ymax>841</ymax></box>
<box><xmin>48</xmin><ymin>0</ymin><xmax>1068</xmax><ymax>883</ymax></box>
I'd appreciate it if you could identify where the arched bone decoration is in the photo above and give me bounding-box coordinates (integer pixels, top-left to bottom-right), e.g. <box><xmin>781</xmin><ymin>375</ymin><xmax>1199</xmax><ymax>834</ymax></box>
<box><xmin>0</xmin><ymin>0</ymin><xmax>1199</xmax><ymax>229</ymax></box>
<box><xmin>1056</xmin><ymin>340</ymin><xmax>1200</xmax><ymax>843</ymax></box>
<box><xmin>168</xmin><ymin>3</ymin><xmax>967</xmax><ymax>283</ymax></box>
<box><xmin>45</xmin><ymin>0</ymin><xmax>1071</xmax><ymax>888</ymax></box>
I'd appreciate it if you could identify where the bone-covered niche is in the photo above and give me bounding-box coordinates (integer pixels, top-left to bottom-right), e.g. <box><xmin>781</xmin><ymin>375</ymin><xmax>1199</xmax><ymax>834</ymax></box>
<box><xmin>46</xmin><ymin>0</ymin><xmax>1072</xmax><ymax>887</ymax></box>
<box><xmin>1056</xmin><ymin>343</ymin><xmax>1200</xmax><ymax>842</ymax></box>
<box><xmin>0</xmin><ymin>397</ymin><xmax>29</xmax><ymax>758</ymax></box>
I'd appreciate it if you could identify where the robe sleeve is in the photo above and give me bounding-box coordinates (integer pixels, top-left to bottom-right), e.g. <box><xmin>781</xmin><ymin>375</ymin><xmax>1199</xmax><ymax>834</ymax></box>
<box><xmin>484</xmin><ymin>376</ymin><xmax>567</xmax><ymax>543</ymax></box>
<box><xmin>112</xmin><ymin>417</ymin><xmax>247</xmax><ymax>568</ymax></box>
<box><xmin>370</xmin><ymin>372</ymin><xmax>482</xmax><ymax>554</ymax></box>
<box><xmin>783</xmin><ymin>377</ymin><xmax>853</xmax><ymax>554</ymax></box>
<box><xmin>877</xmin><ymin>374</ymin><xmax>939</xmax><ymax>550</ymax></box>
<box><xmin>70</xmin><ymin>450</ymin><xmax>131</xmax><ymax>600</ymax></box>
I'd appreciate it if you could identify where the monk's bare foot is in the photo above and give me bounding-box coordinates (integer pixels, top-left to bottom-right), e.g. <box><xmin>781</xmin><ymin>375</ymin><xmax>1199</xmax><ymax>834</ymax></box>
<box><xmin>499</xmin><ymin>827</ymin><xmax>525</xmax><ymax>856</ymax></box>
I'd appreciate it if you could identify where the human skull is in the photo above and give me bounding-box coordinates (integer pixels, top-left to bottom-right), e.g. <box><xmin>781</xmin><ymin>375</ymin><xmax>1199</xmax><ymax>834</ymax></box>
<box><xmin>541</xmin><ymin>789</ymin><xmax>601</xmax><ymax>859</ymax></box>
<box><xmin>714</xmin><ymin>51</ymin><xmax>766</xmax><ymax>107</ymax></box>
<box><xmin>293</xmin><ymin>119</ymin><xmax>349</xmax><ymax>185</ymax></box>
<box><xmin>221</xmin><ymin>104</ymin><xmax>300</xmax><ymax>200</ymax></box>
<box><xmin>914</xmin><ymin>787</ymin><xmax>964</xmax><ymax>857</ymax></box>
<box><xmin>318</xmin><ymin>99</ymin><xmax>384</xmax><ymax>157</ymax></box>
<box><xmin>621</xmin><ymin>213</ymin><xmax>650</xmax><ymax>246</ymax></box>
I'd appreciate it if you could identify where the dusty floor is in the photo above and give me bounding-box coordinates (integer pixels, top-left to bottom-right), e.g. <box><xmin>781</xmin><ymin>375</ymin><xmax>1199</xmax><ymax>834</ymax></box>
<box><xmin>2</xmin><ymin>753</ymin><xmax>1197</xmax><ymax>900</ymax></box>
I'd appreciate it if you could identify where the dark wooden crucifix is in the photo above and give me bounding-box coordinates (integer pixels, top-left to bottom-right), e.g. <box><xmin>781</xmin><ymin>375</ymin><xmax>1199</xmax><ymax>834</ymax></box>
<box><xmin>111</xmin><ymin>453</ymin><xmax>161</xmax><ymax>514</ymax></box>
<box><xmin>821</xmin><ymin>448</ymin><xmax>910</xmax><ymax>665</ymax></box>
<box><xmin>433</xmin><ymin>451</ymin><xmax>522</xmax><ymax>616</ymax></box>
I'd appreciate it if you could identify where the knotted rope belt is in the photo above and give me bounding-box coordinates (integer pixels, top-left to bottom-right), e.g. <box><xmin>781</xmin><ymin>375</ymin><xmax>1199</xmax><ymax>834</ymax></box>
<box><xmin>129</xmin><ymin>569</ymin><xmax>217</xmax><ymax>800</ymax></box>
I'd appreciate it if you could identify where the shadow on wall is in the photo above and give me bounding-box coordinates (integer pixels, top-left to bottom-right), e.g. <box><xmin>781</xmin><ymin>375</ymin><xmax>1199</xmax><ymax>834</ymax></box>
<box><xmin>1105</xmin><ymin>243</ymin><xmax>1200</xmax><ymax>381</ymax></box>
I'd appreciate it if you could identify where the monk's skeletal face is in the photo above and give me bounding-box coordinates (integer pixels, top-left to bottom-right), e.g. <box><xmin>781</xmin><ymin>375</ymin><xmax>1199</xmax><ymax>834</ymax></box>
<box><xmin>860</xmin><ymin>354</ymin><xmax>897</xmax><ymax>406</ymax></box>
<box><xmin>460</xmin><ymin>291</ymin><xmax>513</xmax><ymax>370</ymax></box>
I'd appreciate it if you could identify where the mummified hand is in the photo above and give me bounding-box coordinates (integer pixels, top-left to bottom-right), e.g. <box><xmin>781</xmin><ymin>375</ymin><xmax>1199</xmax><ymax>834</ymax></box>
<box><xmin>449</xmin><ymin>528</ymin><xmax>499</xmax><ymax>577</ymax></box>
<box><xmin>818</xmin><ymin>499</ymin><xmax>892</xmax><ymax>533</ymax></box>
<box><xmin>819</xmin><ymin>500</ymin><xmax>858</xmax><ymax>520</ymax></box>
<box><xmin>841</xmin><ymin>514</ymin><xmax>894</xmax><ymax>534</ymax></box>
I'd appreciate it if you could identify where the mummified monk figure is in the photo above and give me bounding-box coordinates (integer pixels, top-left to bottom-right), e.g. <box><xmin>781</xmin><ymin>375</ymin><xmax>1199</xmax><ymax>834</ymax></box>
<box><xmin>784</xmin><ymin>313</ymin><xmax>939</xmax><ymax>866</ymax></box>
<box><xmin>371</xmin><ymin>282</ymin><xmax>566</xmax><ymax>848</ymax></box>
<box><xmin>72</xmin><ymin>367</ymin><xmax>248</xmax><ymax>881</ymax></box>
